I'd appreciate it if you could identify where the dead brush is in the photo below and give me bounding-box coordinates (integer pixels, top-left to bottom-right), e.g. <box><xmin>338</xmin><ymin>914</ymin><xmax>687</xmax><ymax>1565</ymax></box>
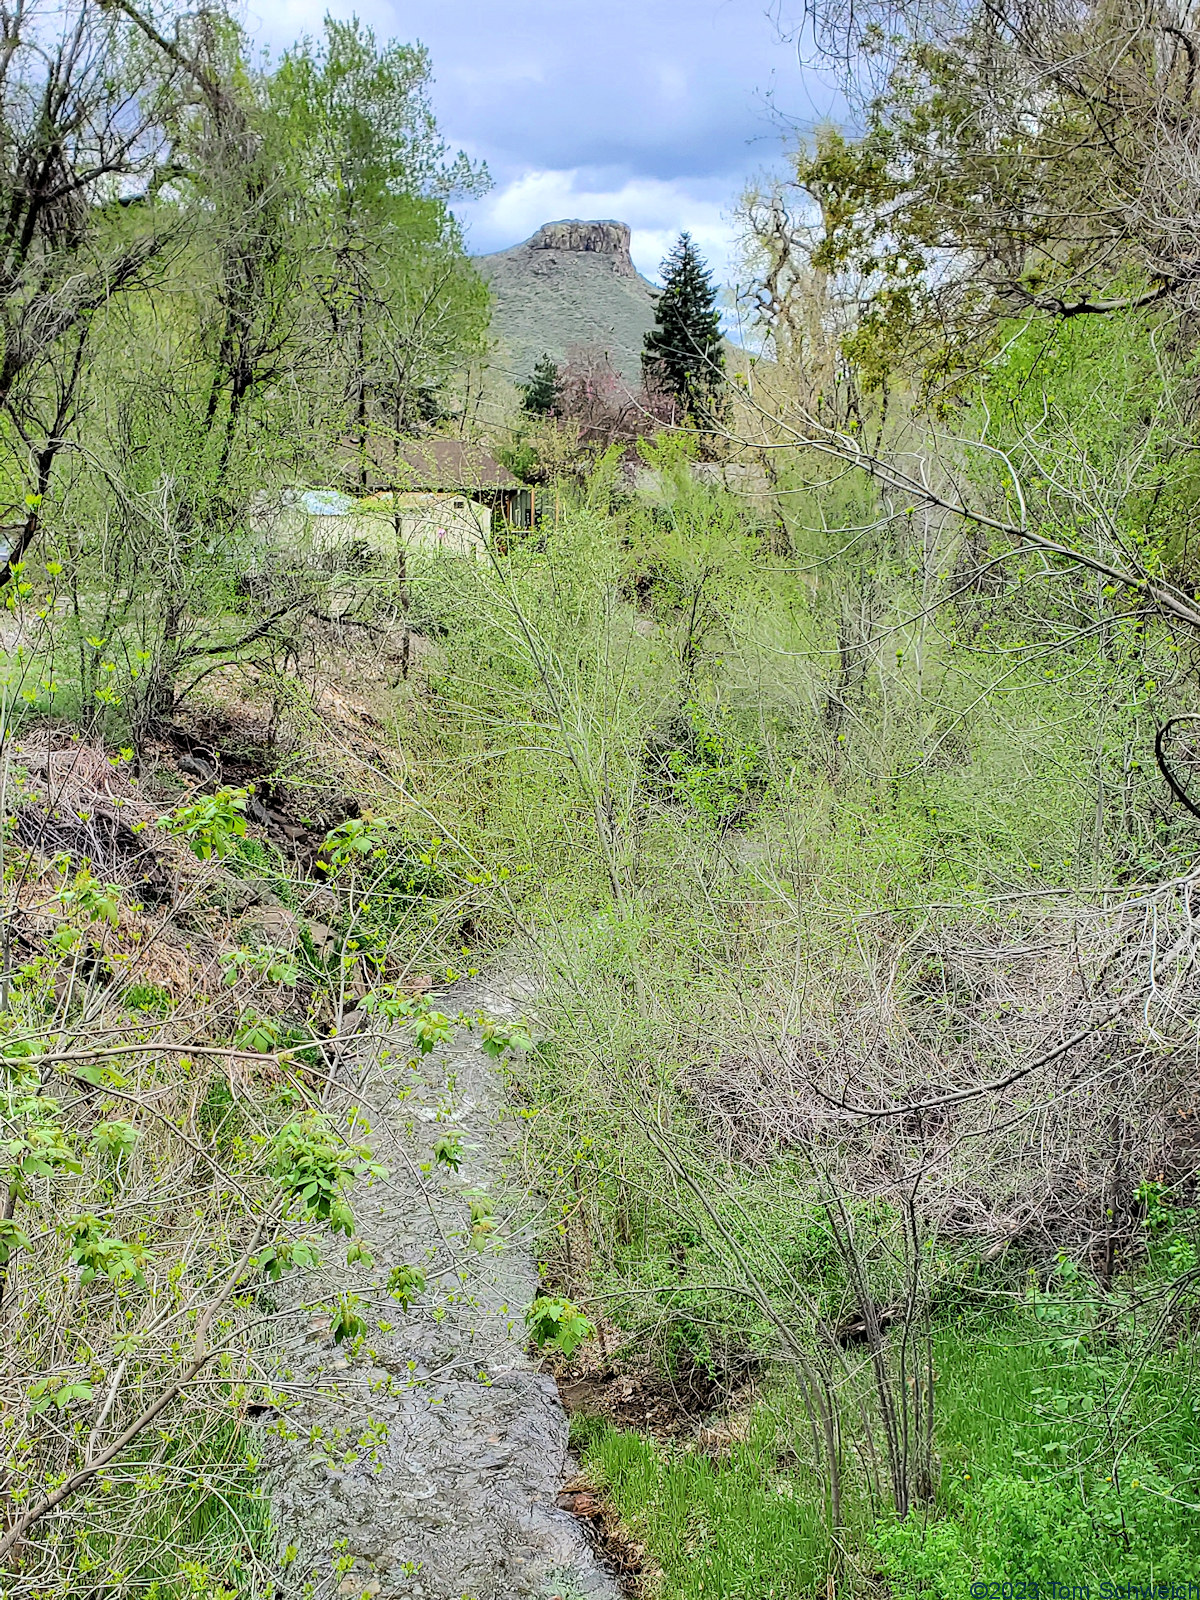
<box><xmin>536</xmin><ymin>873</ymin><xmax>1200</xmax><ymax>1530</ymax></box>
<box><xmin>685</xmin><ymin>873</ymin><xmax>1200</xmax><ymax>1270</ymax></box>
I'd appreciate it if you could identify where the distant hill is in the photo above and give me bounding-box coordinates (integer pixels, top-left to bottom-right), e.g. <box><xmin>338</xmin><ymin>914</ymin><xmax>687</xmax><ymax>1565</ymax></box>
<box><xmin>474</xmin><ymin>219</ymin><xmax>658</xmax><ymax>390</ymax></box>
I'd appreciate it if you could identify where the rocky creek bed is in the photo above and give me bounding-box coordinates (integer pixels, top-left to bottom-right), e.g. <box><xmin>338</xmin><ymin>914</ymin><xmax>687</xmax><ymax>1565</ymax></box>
<box><xmin>265</xmin><ymin>977</ymin><xmax>620</xmax><ymax>1600</ymax></box>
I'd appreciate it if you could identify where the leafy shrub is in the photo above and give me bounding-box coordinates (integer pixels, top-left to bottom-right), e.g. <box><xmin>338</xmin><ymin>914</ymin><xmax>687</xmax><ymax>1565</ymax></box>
<box><xmin>643</xmin><ymin>698</ymin><xmax>762</xmax><ymax>825</ymax></box>
<box><xmin>270</xmin><ymin>1116</ymin><xmax>384</xmax><ymax>1234</ymax></box>
<box><xmin>875</xmin><ymin>1515</ymin><xmax>973</xmax><ymax>1600</ymax></box>
<box><xmin>877</xmin><ymin>1461</ymin><xmax>1200</xmax><ymax>1591</ymax></box>
<box><xmin>158</xmin><ymin>787</ymin><xmax>249</xmax><ymax>859</ymax></box>
<box><xmin>526</xmin><ymin>1294</ymin><xmax>594</xmax><ymax>1358</ymax></box>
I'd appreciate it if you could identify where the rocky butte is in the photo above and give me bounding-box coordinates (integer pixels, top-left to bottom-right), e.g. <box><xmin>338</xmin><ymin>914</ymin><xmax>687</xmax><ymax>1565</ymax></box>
<box><xmin>474</xmin><ymin>219</ymin><xmax>659</xmax><ymax>389</ymax></box>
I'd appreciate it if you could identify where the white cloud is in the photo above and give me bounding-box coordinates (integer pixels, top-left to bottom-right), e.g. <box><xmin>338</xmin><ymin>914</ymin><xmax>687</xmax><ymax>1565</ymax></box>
<box><xmin>243</xmin><ymin>0</ymin><xmax>811</xmax><ymax>301</ymax></box>
<box><xmin>460</xmin><ymin>168</ymin><xmax>742</xmax><ymax>287</ymax></box>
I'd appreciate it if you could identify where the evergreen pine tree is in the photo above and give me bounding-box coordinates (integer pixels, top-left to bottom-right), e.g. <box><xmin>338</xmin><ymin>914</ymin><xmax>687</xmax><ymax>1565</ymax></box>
<box><xmin>642</xmin><ymin>233</ymin><xmax>725</xmax><ymax>420</ymax></box>
<box><xmin>520</xmin><ymin>353</ymin><xmax>560</xmax><ymax>415</ymax></box>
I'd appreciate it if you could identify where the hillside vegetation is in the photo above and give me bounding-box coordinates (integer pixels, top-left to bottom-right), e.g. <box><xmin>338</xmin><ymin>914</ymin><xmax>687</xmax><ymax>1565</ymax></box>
<box><xmin>3</xmin><ymin>0</ymin><xmax>1200</xmax><ymax>1596</ymax></box>
<box><xmin>474</xmin><ymin>221</ymin><xmax>658</xmax><ymax>390</ymax></box>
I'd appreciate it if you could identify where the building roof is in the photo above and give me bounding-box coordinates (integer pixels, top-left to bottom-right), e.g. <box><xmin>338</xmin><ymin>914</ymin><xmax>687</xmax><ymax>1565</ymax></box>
<box><xmin>387</xmin><ymin>439</ymin><xmax>522</xmax><ymax>492</ymax></box>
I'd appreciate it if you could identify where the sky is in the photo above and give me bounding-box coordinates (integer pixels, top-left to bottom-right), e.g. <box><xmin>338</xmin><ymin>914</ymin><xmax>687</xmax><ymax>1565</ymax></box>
<box><xmin>246</xmin><ymin>0</ymin><xmax>841</xmax><ymax>286</ymax></box>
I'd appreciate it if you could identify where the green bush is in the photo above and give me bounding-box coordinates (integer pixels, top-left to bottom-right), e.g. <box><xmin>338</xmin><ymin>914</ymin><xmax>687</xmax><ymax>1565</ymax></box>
<box><xmin>878</xmin><ymin>1461</ymin><xmax>1200</xmax><ymax>1592</ymax></box>
<box><xmin>873</xmin><ymin>1318</ymin><xmax>1200</xmax><ymax>1592</ymax></box>
<box><xmin>644</xmin><ymin>698</ymin><xmax>763</xmax><ymax>826</ymax></box>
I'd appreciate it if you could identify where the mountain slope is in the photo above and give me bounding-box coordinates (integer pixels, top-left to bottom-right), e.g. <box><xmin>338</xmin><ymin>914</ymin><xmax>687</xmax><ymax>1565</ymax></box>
<box><xmin>474</xmin><ymin>219</ymin><xmax>658</xmax><ymax>389</ymax></box>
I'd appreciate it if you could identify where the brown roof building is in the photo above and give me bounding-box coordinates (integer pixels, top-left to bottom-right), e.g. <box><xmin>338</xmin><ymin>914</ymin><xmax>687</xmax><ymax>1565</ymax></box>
<box><xmin>357</xmin><ymin>438</ymin><xmax>533</xmax><ymax>527</ymax></box>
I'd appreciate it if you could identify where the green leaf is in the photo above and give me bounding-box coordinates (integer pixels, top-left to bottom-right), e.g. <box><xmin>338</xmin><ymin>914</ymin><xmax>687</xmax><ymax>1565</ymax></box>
<box><xmin>90</xmin><ymin>1120</ymin><xmax>138</xmax><ymax>1160</ymax></box>
<box><xmin>525</xmin><ymin>1295</ymin><xmax>593</xmax><ymax>1360</ymax></box>
<box><xmin>0</xmin><ymin>1218</ymin><xmax>31</xmax><ymax>1266</ymax></box>
<box><xmin>329</xmin><ymin>1292</ymin><xmax>366</xmax><ymax>1345</ymax></box>
<box><xmin>432</xmin><ymin>1133</ymin><xmax>463</xmax><ymax>1171</ymax></box>
<box><xmin>386</xmin><ymin>1263</ymin><xmax>426</xmax><ymax>1309</ymax></box>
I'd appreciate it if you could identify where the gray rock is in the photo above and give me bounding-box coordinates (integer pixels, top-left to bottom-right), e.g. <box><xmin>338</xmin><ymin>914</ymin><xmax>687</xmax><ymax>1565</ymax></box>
<box><xmin>235</xmin><ymin>904</ymin><xmax>339</xmax><ymax>957</ymax></box>
<box><xmin>224</xmin><ymin>877</ymin><xmax>282</xmax><ymax>915</ymax></box>
<box><xmin>178</xmin><ymin>751</ymin><xmax>219</xmax><ymax>782</ymax></box>
<box><xmin>237</xmin><ymin>904</ymin><xmax>301</xmax><ymax>947</ymax></box>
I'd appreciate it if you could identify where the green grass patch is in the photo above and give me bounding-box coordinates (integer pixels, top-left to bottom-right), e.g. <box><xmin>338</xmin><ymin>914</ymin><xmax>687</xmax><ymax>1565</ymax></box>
<box><xmin>77</xmin><ymin>1422</ymin><xmax>272</xmax><ymax>1598</ymax></box>
<box><xmin>877</xmin><ymin>1318</ymin><xmax>1200</xmax><ymax>1594</ymax></box>
<box><xmin>572</xmin><ymin>1411</ymin><xmax>832</xmax><ymax>1598</ymax></box>
<box><xmin>571</xmin><ymin>1317</ymin><xmax>1200</xmax><ymax>1598</ymax></box>
<box><xmin>122</xmin><ymin>981</ymin><xmax>174</xmax><ymax>1016</ymax></box>
<box><xmin>229</xmin><ymin>835</ymin><xmax>298</xmax><ymax>908</ymax></box>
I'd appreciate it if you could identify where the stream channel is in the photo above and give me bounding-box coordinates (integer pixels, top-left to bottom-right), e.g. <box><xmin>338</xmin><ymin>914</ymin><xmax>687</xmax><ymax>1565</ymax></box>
<box><xmin>264</xmin><ymin>975</ymin><xmax>621</xmax><ymax>1600</ymax></box>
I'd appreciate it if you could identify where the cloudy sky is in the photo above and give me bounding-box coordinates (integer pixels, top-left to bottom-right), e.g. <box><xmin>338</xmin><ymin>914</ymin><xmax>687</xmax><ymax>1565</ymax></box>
<box><xmin>247</xmin><ymin>0</ymin><xmax>840</xmax><ymax>285</ymax></box>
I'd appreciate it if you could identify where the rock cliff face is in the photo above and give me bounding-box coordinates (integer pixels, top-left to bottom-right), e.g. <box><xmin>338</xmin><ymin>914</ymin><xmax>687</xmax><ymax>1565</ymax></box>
<box><xmin>474</xmin><ymin>218</ymin><xmax>657</xmax><ymax>388</ymax></box>
<box><xmin>526</xmin><ymin>219</ymin><xmax>637</xmax><ymax>274</ymax></box>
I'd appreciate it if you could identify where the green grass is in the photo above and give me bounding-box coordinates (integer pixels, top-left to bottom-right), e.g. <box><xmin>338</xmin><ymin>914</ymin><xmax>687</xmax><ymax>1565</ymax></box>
<box><xmin>887</xmin><ymin>1317</ymin><xmax>1200</xmax><ymax>1593</ymax></box>
<box><xmin>573</xmin><ymin>1314</ymin><xmax>1200</xmax><ymax>1599</ymax></box>
<box><xmin>572</xmin><ymin>1410</ymin><xmax>833</xmax><ymax>1599</ymax></box>
<box><xmin>76</xmin><ymin>1422</ymin><xmax>273</xmax><ymax>1598</ymax></box>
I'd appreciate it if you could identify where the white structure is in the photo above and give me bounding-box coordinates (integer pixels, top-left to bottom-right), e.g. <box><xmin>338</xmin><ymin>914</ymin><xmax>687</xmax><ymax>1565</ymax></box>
<box><xmin>277</xmin><ymin>489</ymin><xmax>491</xmax><ymax>561</ymax></box>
